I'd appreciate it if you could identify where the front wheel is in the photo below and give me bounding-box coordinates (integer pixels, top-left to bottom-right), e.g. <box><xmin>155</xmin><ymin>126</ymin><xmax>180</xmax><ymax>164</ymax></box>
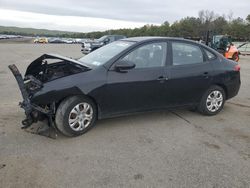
<box><xmin>198</xmin><ymin>86</ymin><xmax>225</xmax><ymax>116</ymax></box>
<box><xmin>55</xmin><ymin>96</ymin><xmax>97</xmax><ymax>137</ymax></box>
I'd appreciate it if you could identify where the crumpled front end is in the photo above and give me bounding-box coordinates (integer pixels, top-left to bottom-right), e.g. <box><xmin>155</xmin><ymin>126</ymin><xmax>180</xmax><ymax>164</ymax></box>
<box><xmin>8</xmin><ymin>54</ymin><xmax>89</xmax><ymax>138</ymax></box>
<box><xmin>8</xmin><ymin>64</ymin><xmax>57</xmax><ymax>138</ymax></box>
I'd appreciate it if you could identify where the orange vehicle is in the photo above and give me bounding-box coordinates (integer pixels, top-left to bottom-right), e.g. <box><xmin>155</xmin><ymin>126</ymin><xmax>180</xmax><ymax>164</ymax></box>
<box><xmin>224</xmin><ymin>44</ymin><xmax>239</xmax><ymax>61</ymax></box>
<box><xmin>210</xmin><ymin>35</ymin><xmax>239</xmax><ymax>62</ymax></box>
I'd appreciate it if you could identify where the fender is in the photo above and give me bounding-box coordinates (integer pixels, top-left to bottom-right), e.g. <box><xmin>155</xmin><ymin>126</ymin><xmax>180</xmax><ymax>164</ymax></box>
<box><xmin>31</xmin><ymin>86</ymin><xmax>84</xmax><ymax>104</ymax></box>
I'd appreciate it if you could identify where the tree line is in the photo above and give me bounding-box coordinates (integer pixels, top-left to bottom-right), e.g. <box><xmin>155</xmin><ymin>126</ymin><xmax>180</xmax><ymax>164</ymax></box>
<box><xmin>83</xmin><ymin>10</ymin><xmax>250</xmax><ymax>41</ymax></box>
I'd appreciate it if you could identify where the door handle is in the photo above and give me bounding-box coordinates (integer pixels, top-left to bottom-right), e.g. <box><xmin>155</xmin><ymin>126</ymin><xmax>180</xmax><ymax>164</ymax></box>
<box><xmin>203</xmin><ymin>72</ymin><xmax>209</xmax><ymax>78</ymax></box>
<box><xmin>157</xmin><ymin>76</ymin><xmax>168</xmax><ymax>81</ymax></box>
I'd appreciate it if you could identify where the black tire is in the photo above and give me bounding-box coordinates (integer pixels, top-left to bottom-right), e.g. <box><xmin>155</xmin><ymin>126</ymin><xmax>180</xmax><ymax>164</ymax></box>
<box><xmin>55</xmin><ymin>96</ymin><xmax>97</xmax><ymax>137</ymax></box>
<box><xmin>198</xmin><ymin>85</ymin><xmax>225</xmax><ymax>116</ymax></box>
<box><xmin>232</xmin><ymin>53</ymin><xmax>239</xmax><ymax>62</ymax></box>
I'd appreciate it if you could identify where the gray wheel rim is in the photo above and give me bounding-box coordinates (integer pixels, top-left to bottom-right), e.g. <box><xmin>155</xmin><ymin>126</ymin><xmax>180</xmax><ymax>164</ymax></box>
<box><xmin>68</xmin><ymin>102</ymin><xmax>93</xmax><ymax>131</ymax></box>
<box><xmin>206</xmin><ymin>90</ymin><xmax>223</xmax><ymax>112</ymax></box>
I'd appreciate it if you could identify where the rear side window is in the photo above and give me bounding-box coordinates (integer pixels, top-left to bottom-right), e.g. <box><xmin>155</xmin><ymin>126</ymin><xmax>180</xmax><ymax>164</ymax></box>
<box><xmin>204</xmin><ymin>49</ymin><xmax>216</xmax><ymax>60</ymax></box>
<box><xmin>172</xmin><ymin>42</ymin><xmax>204</xmax><ymax>65</ymax></box>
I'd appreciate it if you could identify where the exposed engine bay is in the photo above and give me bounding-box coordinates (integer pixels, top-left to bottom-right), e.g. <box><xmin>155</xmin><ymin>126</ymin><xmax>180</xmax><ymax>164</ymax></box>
<box><xmin>29</xmin><ymin>60</ymin><xmax>85</xmax><ymax>82</ymax></box>
<box><xmin>23</xmin><ymin>54</ymin><xmax>89</xmax><ymax>94</ymax></box>
<box><xmin>25</xmin><ymin>54</ymin><xmax>89</xmax><ymax>83</ymax></box>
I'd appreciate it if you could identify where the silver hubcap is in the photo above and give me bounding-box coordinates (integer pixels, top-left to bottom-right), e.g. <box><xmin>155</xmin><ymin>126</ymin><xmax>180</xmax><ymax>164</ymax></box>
<box><xmin>68</xmin><ymin>102</ymin><xmax>93</xmax><ymax>131</ymax></box>
<box><xmin>206</xmin><ymin>90</ymin><xmax>223</xmax><ymax>112</ymax></box>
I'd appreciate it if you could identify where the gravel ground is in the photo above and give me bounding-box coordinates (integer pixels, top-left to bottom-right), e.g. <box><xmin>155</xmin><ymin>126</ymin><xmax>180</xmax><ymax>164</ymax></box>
<box><xmin>0</xmin><ymin>44</ymin><xmax>250</xmax><ymax>188</ymax></box>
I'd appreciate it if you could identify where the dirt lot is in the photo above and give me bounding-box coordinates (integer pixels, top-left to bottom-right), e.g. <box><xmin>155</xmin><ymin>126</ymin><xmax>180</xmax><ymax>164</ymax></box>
<box><xmin>0</xmin><ymin>44</ymin><xmax>250</xmax><ymax>188</ymax></box>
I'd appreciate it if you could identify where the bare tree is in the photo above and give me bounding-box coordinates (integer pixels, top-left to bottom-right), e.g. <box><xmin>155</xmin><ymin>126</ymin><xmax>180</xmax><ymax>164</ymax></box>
<box><xmin>198</xmin><ymin>10</ymin><xmax>216</xmax><ymax>23</ymax></box>
<box><xmin>227</xmin><ymin>10</ymin><xmax>234</xmax><ymax>22</ymax></box>
<box><xmin>198</xmin><ymin>10</ymin><xmax>205</xmax><ymax>23</ymax></box>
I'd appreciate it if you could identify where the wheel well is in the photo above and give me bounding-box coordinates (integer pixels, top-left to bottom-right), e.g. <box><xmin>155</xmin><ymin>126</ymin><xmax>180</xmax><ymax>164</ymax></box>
<box><xmin>214</xmin><ymin>84</ymin><xmax>228</xmax><ymax>99</ymax></box>
<box><xmin>84</xmin><ymin>95</ymin><xmax>99</xmax><ymax>119</ymax></box>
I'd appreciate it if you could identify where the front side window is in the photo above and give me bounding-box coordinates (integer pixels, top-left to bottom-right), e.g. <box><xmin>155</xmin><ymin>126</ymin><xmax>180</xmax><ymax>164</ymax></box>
<box><xmin>172</xmin><ymin>42</ymin><xmax>204</xmax><ymax>66</ymax></box>
<box><xmin>122</xmin><ymin>42</ymin><xmax>167</xmax><ymax>69</ymax></box>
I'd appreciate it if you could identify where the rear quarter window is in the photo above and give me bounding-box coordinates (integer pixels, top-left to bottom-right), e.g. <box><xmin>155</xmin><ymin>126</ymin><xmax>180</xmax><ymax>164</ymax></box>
<box><xmin>204</xmin><ymin>48</ymin><xmax>217</xmax><ymax>60</ymax></box>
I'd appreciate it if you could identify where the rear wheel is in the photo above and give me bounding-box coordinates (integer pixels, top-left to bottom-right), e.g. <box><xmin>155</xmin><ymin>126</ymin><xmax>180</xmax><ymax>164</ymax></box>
<box><xmin>198</xmin><ymin>86</ymin><xmax>225</xmax><ymax>116</ymax></box>
<box><xmin>55</xmin><ymin>96</ymin><xmax>97</xmax><ymax>137</ymax></box>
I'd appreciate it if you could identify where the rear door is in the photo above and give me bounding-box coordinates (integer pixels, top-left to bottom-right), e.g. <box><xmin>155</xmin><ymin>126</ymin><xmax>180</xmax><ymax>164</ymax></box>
<box><xmin>166</xmin><ymin>41</ymin><xmax>213</xmax><ymax>106</ymax></box>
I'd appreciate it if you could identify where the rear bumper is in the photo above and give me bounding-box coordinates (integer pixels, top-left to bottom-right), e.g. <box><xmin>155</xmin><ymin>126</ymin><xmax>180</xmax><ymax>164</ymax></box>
<box><xmin>226</xmin><ymin>73</ymin><xmax>241</xmax><ymax>100</ymax></box>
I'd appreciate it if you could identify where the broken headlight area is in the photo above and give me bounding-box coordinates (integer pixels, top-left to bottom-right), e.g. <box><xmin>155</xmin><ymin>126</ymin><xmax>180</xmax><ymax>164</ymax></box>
<box><xmin>24</xmin><ymin>75</ymin><xmax>43</xmax><ymax>94</ymax></box>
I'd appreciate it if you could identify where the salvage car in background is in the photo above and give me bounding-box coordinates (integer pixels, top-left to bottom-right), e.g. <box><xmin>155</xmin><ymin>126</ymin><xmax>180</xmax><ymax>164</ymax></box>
<box><xmin>81</xmin><ymin>35</ymin><xmax>126</xmax><ymax>54</ymax></box>
<box><xmin>48</xmin><ymin>38</ymin><xmax>65</xmax><ymax>43</ymax></box>
<box><xmin>34</xmin><ymin>37</ymin><xmax>48</xmax><ymax>43</ymax></box>
<box><xmin>9</xmin><ymin>37</ymin><xmax>241</xmax><ymax>137</ymax></box>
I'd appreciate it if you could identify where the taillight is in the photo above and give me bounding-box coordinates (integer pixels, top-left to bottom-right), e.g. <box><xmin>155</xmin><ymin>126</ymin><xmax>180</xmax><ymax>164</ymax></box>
<box><xmin>234</xmin><ymin>64</ymin><xmax>240</xmax><ymax>71</ymax></box>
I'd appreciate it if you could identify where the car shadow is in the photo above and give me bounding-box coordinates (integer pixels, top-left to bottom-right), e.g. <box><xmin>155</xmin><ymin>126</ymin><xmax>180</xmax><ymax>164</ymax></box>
<box><xmin>27</xmin><ymin>105</ymin><xmax>233</xmax><ymax>139</ymax></box>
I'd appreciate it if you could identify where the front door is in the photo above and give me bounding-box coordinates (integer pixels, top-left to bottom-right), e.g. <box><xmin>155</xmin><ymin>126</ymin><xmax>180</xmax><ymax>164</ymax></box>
<box><xmin>102</xmin><ymin>41</ymin><xmax>169</xmax><ymax>117</ymax></box>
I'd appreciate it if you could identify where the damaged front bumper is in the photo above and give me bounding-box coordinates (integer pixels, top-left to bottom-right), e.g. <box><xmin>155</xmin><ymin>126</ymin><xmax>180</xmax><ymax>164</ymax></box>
<box><xmin>8</xmin><ymin>64</ymin><xmax>57</xmax><ymax>138</ymax></box>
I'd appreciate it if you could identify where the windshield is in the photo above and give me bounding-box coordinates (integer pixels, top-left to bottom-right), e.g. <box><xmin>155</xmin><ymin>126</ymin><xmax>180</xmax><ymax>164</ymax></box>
<box><xmin>97</xmin><ymin>36</ymin><xmax>107</xmax><ymax>42</ymax></box>
<box><xmin>78</xmin><ymin>41</ymin><xmax>135</xmax><ymax>66</ymax></box>
<box><xmin>214</xmin><ymin>36</ymin><xmax>223</xmax><ymax>43</ymax></box>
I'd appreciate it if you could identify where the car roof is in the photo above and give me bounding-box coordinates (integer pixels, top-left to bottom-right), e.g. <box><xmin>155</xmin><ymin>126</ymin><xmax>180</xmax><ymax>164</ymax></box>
<box><xmin>105</xmin><ymin>35</ymin><xmax>125</xmax><ymax>37</ymax></box>
<box><xmin>121</xmin><ymin>36</ymin><xmax>198</xmax><ymax>43</ymax></box>
<box><xmin>120</xmin><ymin>36</ymin><xmax>222</xmax><ymax>57</ymax></box>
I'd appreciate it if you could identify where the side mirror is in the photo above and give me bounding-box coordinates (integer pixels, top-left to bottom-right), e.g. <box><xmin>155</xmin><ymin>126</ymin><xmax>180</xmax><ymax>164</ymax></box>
<box><xmin>115</xmin><ymin>59</ymin><xmax>135</xmax><ymax>73</ymax></box>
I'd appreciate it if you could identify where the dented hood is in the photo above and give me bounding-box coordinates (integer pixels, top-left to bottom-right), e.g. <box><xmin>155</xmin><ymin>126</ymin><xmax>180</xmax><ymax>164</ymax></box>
<box><xmin>25</xmin><ymin>53</ymin><xmax>89</xmax><ymax>76</ymax></box>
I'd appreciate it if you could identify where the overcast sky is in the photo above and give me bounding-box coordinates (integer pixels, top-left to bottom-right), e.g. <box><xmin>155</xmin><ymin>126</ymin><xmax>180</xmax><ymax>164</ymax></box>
<box><xmin>0</xmin><ymin>0</ymin><xmax>249</xmax><ymax>32</ymax></box>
